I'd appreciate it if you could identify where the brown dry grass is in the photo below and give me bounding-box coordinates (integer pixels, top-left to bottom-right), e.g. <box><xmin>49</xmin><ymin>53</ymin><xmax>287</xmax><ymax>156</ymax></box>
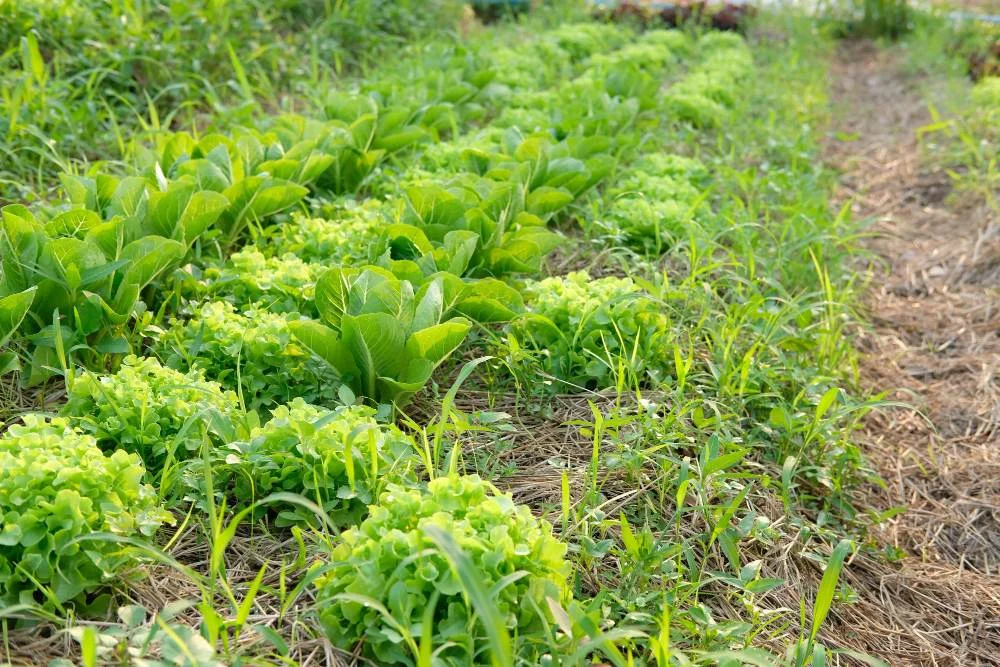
<box><xmin>821</xmin><ymin>39</ymin><xmax>1000</xmax><ymax>666</ymax></box>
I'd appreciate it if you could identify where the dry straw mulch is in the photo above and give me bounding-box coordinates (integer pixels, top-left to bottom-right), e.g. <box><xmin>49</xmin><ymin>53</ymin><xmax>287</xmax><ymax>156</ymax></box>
<box><xmin>823</xmin><ymin>40</ymin><xmax>1000</xmax><ymax>666</ymax></box>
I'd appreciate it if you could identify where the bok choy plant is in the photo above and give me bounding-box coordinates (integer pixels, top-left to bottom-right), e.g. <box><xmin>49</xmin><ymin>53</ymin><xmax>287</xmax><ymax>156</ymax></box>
<box><xmin>289</xmin><ymin>265</ymin><xmax>520</xmax><ymax>408</ymax></box>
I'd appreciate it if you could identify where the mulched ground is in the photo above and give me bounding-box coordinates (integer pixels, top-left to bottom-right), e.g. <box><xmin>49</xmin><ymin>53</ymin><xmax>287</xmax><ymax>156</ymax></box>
<box><xmin>822</xmin><ymin>39</ymin><xmax>1000</xmax><ymax>666</ymax></box>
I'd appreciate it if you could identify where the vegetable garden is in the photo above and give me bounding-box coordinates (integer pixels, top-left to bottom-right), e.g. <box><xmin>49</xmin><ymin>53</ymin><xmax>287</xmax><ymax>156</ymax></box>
<box><xmin>1</xmin><ymin>1</ymin><xmax>997</xmax><ymax>665</ymax></box>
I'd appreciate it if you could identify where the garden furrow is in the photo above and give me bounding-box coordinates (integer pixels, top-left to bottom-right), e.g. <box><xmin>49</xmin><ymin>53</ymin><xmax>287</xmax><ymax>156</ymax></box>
<box><xmin>823</xmin><ymin>39</ymin><xmax>1000</xmax><ymax>667</ymax></box>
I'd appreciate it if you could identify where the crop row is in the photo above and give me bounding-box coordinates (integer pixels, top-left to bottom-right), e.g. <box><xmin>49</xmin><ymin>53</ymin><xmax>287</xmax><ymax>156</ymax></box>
<box><xmin>0</xmin><ymin>21</ymin><xmax>754</xmax><ymax>664</ymax></box>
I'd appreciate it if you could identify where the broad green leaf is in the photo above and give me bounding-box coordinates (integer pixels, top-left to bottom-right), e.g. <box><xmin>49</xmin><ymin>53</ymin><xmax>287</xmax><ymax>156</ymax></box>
<box><xmin>382</xmin><ymin>224</ymin><xmax>434</xmax><ymax>258</ymax></box>
<box><xmin>106</xmin><ymin>283</ymin><xmax>139</xmax><ymax>325</ymax></box>
<box><xmin>0</xmin><ymin>287</ymin><xmax>37</xmax><ymax>346</ymax></box>
<box><xmin>44</xmin><ymin>210</ymin><xmax>102</xmax><ymax>239</ymax></box>
<box><xmin>814</xmin><ymin>387</ymin><xmax>840</xmax><ymax>424</ymax></box>
<box><xmin>404</xmin><ymin>318</ymin><xmax>470</xmax><ymax>366</ymax></box>
<box><xmin>219</xmin><ymin>177</ymin><xmax>307</xmax><ymax>234</ymax></box>
<box><xmin>287</xmin><ymin>319</ymin><xmax>355</xmax><ymax>376</ymax></box>
<box><xmin>295</xmin><ymin>153</ymin><xmax>336</xmax><ymax>185</ymax></box>
<box><xmin>406</xmin><ymin>185</ymin><xmax>466</xmax><ymax>228</ymax></box>
<box><xmin>177</xmin><ymin>190</ymin><xmax>229</xmax><ymax>242</ymax></box>
<box><xmin>349</xmin><ymin>269</ymin><xmax>409</xmax><ymax>320</ymax></box>
<box><xmin>526</xmin><ymin>186</ymin><xmax>574</xmax><ymax>218</ymax></box>
<box><xmin>85</xmin><ymin>218</ymin><xmax>125</xmax><ymax>259</ymax></box>
<box><xmin>455</xmin><ymin>297</ymin><xmax>519</xmax><ymax>323</ymax></box>
<box><xmin>0</xmin><ymin>350</ymin><xmax>20</xmax><ymax>375</ymax></box>
<box><xmin>246</xmin><ymin>181</ymin><xmax>309</xmax><ymax>220</ymax></box>
<box><xmin>256</xmin><ymin>158</ymin><xmax>300</xmax><ymax>181</ymax></box>
<box><xmin>483</xmin><ymin>245</ymin><xmax>537</xmax><ymax>275</ymax></box>
<box><xmin>147</xmin><ymin>184</ymin><xmax>228</xmax><ymax>243</ymax></box>
<box><xmin>375</xmin><ymin>358</ymin><xmax>433</xmax><ymax>407</ymax></box>
<box><xmin>440</xmin><ymin>230</ymin><xmax>479</xmax><ymax>276</ymax></box>
<box><xmin>411</xmin><ymin>277</ymin><xmax>445</xmax><ymax>333</ymax></box>
<box><xmin>75</xmin><ymin>294</ymin><xmax>105</xmax><ymax>336</ymax></box>
<box><xmin>314</xmin><ymin>267</ymin><xmax>355</xmax><ymax>327</ymax></box>
<box><xmin>92</xmin><ymin>335</ymin><xmax>131</xmax><ymax>354</ymax></box>
<box><xmin>119</xmin><ymin>237</ymin><xmax>186</xmax><ymax>290</ymax></box>
<box><xmin>1</xmin><ymin>205</ymin><xmax>46</xmax><ymax>292</ymax></box>
<box><xmin>703</xmin><ymin>448</ymin><xmax>749</xmax><ymax>477</ymax></box>
<box><xmin>59</xmin><ymin>174</ymin><xmax>97</xmax><ymax>209</ymax></box>
<box><xmin>108</xmin><ymin>177</ymin><xmax>149</xmax><ymax>219</ymax></box>
<box><xmin>344</xmin><ymin>312</ymin><xmax>408</xmax><ymax>379</ymax></box>
<box><xmin>46</xmin><ymin>238</ymin><xmax>108</xmax><ymax>287</ymax></box>
<box><xmin>373</xmin><ymin>128</ymin><xmax>428</xmax><ymax>153</ymax></box>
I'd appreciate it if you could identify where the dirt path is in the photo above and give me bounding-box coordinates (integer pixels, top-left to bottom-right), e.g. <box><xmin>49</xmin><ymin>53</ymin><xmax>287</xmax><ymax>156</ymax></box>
<box><xmin>822</xmin><ymin>40</ymin><xmax>1000</xmax><ymax>666</ymax></box>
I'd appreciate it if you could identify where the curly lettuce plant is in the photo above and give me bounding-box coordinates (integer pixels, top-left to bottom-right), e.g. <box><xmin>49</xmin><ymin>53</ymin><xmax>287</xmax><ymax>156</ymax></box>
<box><xmin>199</xmin><ymin>247</ymin><xmax>326</xmax><ymax>315</ymax></box>
<box><xmin>314</xmin><ymin>474</ymin><xmax>570</xmax><ymax>665</ymax></box>
<box><xmin>263</xmin><ymin>202</ymin><xmax>385</xmax><ymax>264</ymax></box>
<box><xmin>0</xmin><ymin>416</ymin><xmax>172</xmax><ymax>610</ymax></box>
<box><xmin>664</xmin><ymin>35</ymin><xmax>753</xmax><ymax>128</ymax></box>
<box><xmin>204</xmin><ymin>399</ymin><xmax>418</xmax><ymax>528</ymax></box>
<box><xmin>662</xmin><ymin>91</ymin><xmax>727</xmax><ymax>129</ymax></box>
<box><xmin>156</xmin><ymin>301</ymin><xmax>339</xmax><ymax>411</ymax></box>
<box><xmin>595</xmin><ymin>195</ymin><xmax>698</xmax><ymax>253</ymax></box>
<box><xmin>548</xmin><ymin>22</ymin><xmax>628</xmax><ymax>62</ymax></box>
<box><xmin>63</xmin><ymin>356</ymin><xmax>242</xmax><ymax>475</ymax></box>
<box><xmin>510</xmin><ymin>271</ymin><xmax>671</xmax><ymax>389</ymax></box>
<box><xmin>971</xmin><ymin>76</ymin><xmax>1000</xmax><ymax>124</ymax></box>
<box><xmin>622</xmin><ymin>154</ymin><xmax>710</xmax><ymax>191</ymax></box>
<box><xmin>593</xmin><ymin>154</ymin><xmax>709</xmax><ymax>252</ymax></box>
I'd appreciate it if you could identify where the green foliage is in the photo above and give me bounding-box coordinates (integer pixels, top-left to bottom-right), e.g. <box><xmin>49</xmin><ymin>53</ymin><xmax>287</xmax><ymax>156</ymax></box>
<box><xmin>0</xmin><ymin>0</ymin><xmax>466</xmax><ymax>202</ymax></box>
<box><xmin>0</xmin><ymin>11</ymin><xmax>896</xmax><ymax>664</ymax></box>
<box><xmin>136</xmin><ymin>129</ymin><xmax>319</xmax><ymax>251</ymax></box>
<box><xmin>201</xmin><ymin>399</ymin><xmax>418</xmax><ymax>528</ymax></box>
<box><xmin>0</xmin><ymin>1</ymin><xmax>95</xmax><ymax>54</ymax></box>
<box><xmin>0</xmin><ymin>416</ymin><xmax>172</xmax><ymax>610</ymax></box>
<box><xmin>664</xmin><ymin>35</ymin><xmax>753</xmax><ymax>128</ymax></box>
<box><xmin>199</xmin><ymin>247</ymin><xmax>326</xmax><ymax>315</ymax></box>
<box><xmin>59</xmin><ymin>171</ymin><xmax>229</xmax><ymax>248</ymax></box>
<box><xmin>312</xmin><ymin>0</ymin><xmax>465</xmax><ymax>68</ymax></box>
<box><xmin>0</xmin><ymin>203</ymin><xmax>187</xmax><ymax>385</ymax></box>
<box><xmin>156</xmin><ymin>301</ymin><xmax>339</xmax><ymax>412</ymax></box>
<box><xmin>289</xmin><ymin>267</ymin><xmax>478</xmax><ymax>409</ymax></box>
<box><xmin>65</xmin><ymin>602</ymin><xmax>225</xmax><ymax>667</ymax></box>
<box><xmin>387</xmin><ymin>131</ymin><xmax>619</xmax><ymax>278</ymax></box>
<box><xmin>314</xmin><ymin>474</ymin><xmax>570</xmax><ymax>665</ymax></box>
<box><xmin>0</xmin><ymin>286</ymin><xmax>37</xmax><ymax>375</ymax></box>
<box><xmin>251</xmin><ymin>110</ymin><xmax>418</xmax><ymax>197</ymax></box>
<box><xmin>510</xmin><ymin>271</ymin><xmax>671</xmax><ymax>389</ymax></box>
<box><xmin>834</xmin><ymin>0</ymin><xmax>912</xmax><ymax>39</ymax></box>
<box><xmin>592</xmin><ymin>153</ymin><xmax>709</xmax><ymax>253</ymax></box>
<box><xmin>262</xmin><ymin>203</ymin><xmax>385</xmax><ymax>264</ymax></box>
<box><xmin>972</xmin><ymin>76</ymin><xmax>1000</xmax><ymax>114</ymax></box>
<box><xmin>394</xmin><ymin>176</ymin><xmax>563</xmax><ymax>277</ymax></box>
<box><xmin>547</xmin><ymin>22</ymin><xmax>630</xmax><ymax>63</ymax></box>
<box><xmin>63</xmin><ymin>356</ymin><xmax>242</xmax><ymax>476</ymax></box>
